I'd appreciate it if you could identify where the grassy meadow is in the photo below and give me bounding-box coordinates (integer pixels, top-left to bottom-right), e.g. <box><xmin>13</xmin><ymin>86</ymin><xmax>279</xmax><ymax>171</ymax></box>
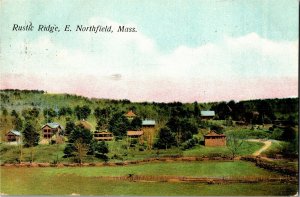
<box><xmin>1</xmin><ymin>161</ymin><xmax>297</xmax><ymax>196</ymax></box>
<box><xmin>0</xmin><ymin>140</ymin><xmax>264</xmax><ymax>164</ymax></box>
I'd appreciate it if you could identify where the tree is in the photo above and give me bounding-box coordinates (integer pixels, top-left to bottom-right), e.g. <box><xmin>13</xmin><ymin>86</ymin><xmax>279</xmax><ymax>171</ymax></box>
<box><xmin>43</xmin><ymin>108</ymin><xmax>57</xmax><ymax>121</ymax></box>
<box><xmin>12</xmin><ymin>116</ymin><xmax>23</xmax><ymax>131</ymax></box>
<box><xmin>94</xmin><ymin>107</ymin><xmax>110</xmax><ymax>120</ymax></box>
<box><xmin>23</xmin><ymin>122</ymin><xmax>39</xmax><ymax>147</ymax></box>
<box><xmin>11</xmin><ymin>110</ymin><xmax>18</xmax><ymax>117</ymax></box>
<box><xmin>212</xmin><ymin>102</ymin><xmax>232</xmax><ymax>120</ymax></box>
<box><xmin>74</xmin><ymin>105</ymin><xmax>91</xmax><ymax>120</ymax></box>
<box><xmin>227</xmin><ymin>135</ymin><xmax>243</xmax><ymax>160</ymax></box>
<box><xmin>58</xmin><ymin>107</ymin><xmax>73</xmax><ymax>117</ymax></box>
<box><xmin>22</xmin><ymin>108</ymin><xmax>40</xmax><ymax>120</ymax></box>
<box><xmin>96</xmin><ymin>116</ymin><xmax>108</xmax><ymax>131</ymax></box>
<box><xmin>65</xmin><ymin>121</ymin><xmax>75</xmax><ymax>136</ymax></box>
<box><xmin>155</xmin><ymin>127</ymin><xmax>176</xmax><ymax>150</ymax></box>
<box><xmin>166</xmin><ymin>117</ymin><xmax>198</xmax><ymax>145</ymax></box>
<box><xmin>2</xmin><ymin>108</ymin><xmax>8</xmax><ymax>116</ymax></box>
<box><xmin>193</xmin><ymin>101</ymin><xmax>200</xmax><ymax>118</ymax></box>
<box><xmin>280</xmin><ymin>126</ymin><xmax>296</xmax><ymax>142</ymax></box>
<box><xmin>22</xmin><ymin>121</ymin><xmax>40</xmax><ymax>162</ymax></box>
<box><xmin>68</xmin><ymin>125</ymin><xmax>93</xmax><ymax>144</ymax></box>
<box><xmin>73</xmin><ymin>138</ymin><xmax>89</xmax><ymax>164</ymax></box>
<box><xmin>130</xmin><ymin>117</ymin><xmax>142</xmax><ymax>130</ymax></box>
<box><xmin>64</xmin><ymin>125</ymin><xmax>93</xmax><ymax>162</ymax></box>
<box><xmin>108</xmin><ymin>112</ymin><xmax>130</xmax><ymax>138</ymax></box>
<box><xmin>93</xmin><ymin>141</ymin><xmax>109</xmax><ymax>161</ymax></box>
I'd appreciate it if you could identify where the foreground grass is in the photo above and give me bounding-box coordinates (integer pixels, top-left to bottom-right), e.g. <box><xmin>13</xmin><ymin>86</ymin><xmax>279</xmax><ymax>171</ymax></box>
<box><xmin>41</xmin><ymin>161</ymin><xmax>280</xmax><ymax>178</ymax></box>
<box><xmin>0</xmin><ymin>165</ymin><xmax>297</xmax><ymax>196</ymax></box>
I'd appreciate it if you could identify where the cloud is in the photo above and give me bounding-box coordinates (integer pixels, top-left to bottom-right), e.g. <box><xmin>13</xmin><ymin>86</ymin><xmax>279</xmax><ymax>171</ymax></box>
<box><xmin>0</xmin><ymin>18</ymin><xmax>298</xmax><ymax>102</ymax></box>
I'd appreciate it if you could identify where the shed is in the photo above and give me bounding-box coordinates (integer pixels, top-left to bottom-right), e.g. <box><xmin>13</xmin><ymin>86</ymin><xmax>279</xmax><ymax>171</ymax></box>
<box><xmin>142</xmin><ymin>119</ymin><xmax>156</xmax><ymax>128</ymax></box>
<box><xmin>204</xmin><ymin>131</ymin><xmax>226</xmax><ymax>146</ymax></box>
<box><xmin>201</xmin><ymin>111</ymin><xmax>215</xmax><ymax>119</ymax></box>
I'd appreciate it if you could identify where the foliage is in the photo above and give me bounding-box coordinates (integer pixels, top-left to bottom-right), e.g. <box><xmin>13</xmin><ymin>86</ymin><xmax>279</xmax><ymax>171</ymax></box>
<box><xmin>181</xmin><ymin>137</ymin><xmax>199</xmax><ymax>150</ymax></box>
<box><xmin>154</xmin><ymin>127</ymin><xmax>176</xmax><ymax>149</ymax></box>
<box><xmin>74</xmin><ymin>105</ymin><xmax>91</xmax><ymax>120</ymax></box>
<box><xmin>68</xmin><ymin>125</ymin><xmax>93</xmax><ymax>144</ymax></box>
<box><xmin>227</xmin><ymin>135</ymin><xmax>244</xmax><ymax>159</ymax></box>
<box><xmin>43</xmin><ymin>108</ymin><xmax>57</xmax><ymax>120</ymax></box>
<box><xmin>280</xmin><ymin>126</ymin><xmax>296</xmax><ymax>142</ymax></box>
<box><xmin>166</xmin><ymin>117</ymin><xmax>198</xmax><ymax>144</ymax></box>
<box><xmin>22</xmin><ymin>122</ymin><xmax>39</xmax><ymax>147</ymax></box>
<box><xmin>58</xmin><ymin>107</ymin><xmax>73</xmax><ymax>117</ymax></box>
<box><xmin>129</xmin><ymin>117</ymin><xmax>142</xmax><ymax>130</ymax></box>
<box><xmin>65</xmin><ymin>121</ymin><xmax>75</xmax><ymax>135</ymax></box>
<box><xmin>93</xmin><ymin>141</ymin><xmax>109</xmax><ymax>161</ymax></box>
<box><xmin>108</xmin><ymin>112</ymin><xmax>130</xmax><ymax>138</ymax></box>
<box><xmin>73</xmin><ymin>138</ymin><xmax>89</xmax><ymax>164</ymax></box>
<box><xmin>21</xmin><ymin>107</ymin><xmax>40</xmax><ymax>120</ymax></box>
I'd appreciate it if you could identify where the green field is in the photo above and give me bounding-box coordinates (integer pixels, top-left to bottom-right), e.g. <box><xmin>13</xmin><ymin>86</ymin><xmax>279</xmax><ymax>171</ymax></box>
<box><xmin>0</xmin><ymin>161</ymin><xmax>297</xmax><ymax>196</ymax></box>
<box><xmin>0</xmin><ymin>140</ymin><xmax>264</xmax><ymax>164</ymax></box>
<box><xmin>37</xmin><ymin>161</ymin><xmax>281</xmax><ymax>178</ymax></box>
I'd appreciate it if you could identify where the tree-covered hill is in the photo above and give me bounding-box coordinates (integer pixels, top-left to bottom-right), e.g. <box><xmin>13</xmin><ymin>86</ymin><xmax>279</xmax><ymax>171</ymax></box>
<box><xmin>0</xmin><ymin>89</ymin><xmax>298</xmax><ymax>141</ymax></box>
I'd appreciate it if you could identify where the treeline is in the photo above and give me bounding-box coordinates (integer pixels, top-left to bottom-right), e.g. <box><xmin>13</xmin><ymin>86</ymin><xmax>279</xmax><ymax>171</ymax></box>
<box><xmin>0</xmin><ymin>89</ymin><xmax>298</xmax><ymax>125</ymax></box>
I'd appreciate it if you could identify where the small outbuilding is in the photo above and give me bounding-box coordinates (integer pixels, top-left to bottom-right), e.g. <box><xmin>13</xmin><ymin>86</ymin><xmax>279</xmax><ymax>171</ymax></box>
<box><xmin>201</xmin><ymin>111</ymin><xmax>215</xmax><ymax>119</ymax></box>
<box><xmin>204</xmin><ymin>131</ymin><xmax>226</xmax><ymax>146</ymax></box>
<box><xmin>142</xmin><ymin>119</ymin><xmax>156</xmax><ymax>128</ymax></box>
<box><xmin>6</xmin><ymin>130</ymin><xmax>21</xmax><ymax>143</ymax></box>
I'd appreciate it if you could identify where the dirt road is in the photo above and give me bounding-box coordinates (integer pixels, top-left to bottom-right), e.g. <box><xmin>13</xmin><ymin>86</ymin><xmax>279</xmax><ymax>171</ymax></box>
<box><xmin>247</xmin><ymin>139</ymin><xmax>272</xmax><ymax>156</ymax></box>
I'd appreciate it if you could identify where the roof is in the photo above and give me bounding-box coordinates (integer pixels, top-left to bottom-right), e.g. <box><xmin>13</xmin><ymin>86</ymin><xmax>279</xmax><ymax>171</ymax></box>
<box><xmin>42</xmin><ymin>122</ymin><xmax>62</xmax><ymax>129</ymax></box>
<box><xmin>125</xmin><ymin>110</ymin><xmax>136</xmax><ymax>117</ymax></box>
<box><xmin>201</xmin><ymin>111</ymin><xmax>215</xmax><ymax>117</ymax></box>
<box><xmin>204</xmin><ymin>131</ymin><xmax>226</xmax><ymax>137</ymax></box>
<box><xmin>7</xmin><ymin>130</ymin><xmax>21</xmax><ymax>136</ymax></box>
<box><xmin>94</xmin><ymin>131</ymin><xmax>113</xmax><ymax>135</ymax></box>
<box><xmin>127</xmin><ymin>130</ymin><xmax>143</xmax><ymax>136</ymax></box>
<box><xmin>142</xmin><ymin>120</ymin><xmax>156</xmax><ymax>126</ymax></box>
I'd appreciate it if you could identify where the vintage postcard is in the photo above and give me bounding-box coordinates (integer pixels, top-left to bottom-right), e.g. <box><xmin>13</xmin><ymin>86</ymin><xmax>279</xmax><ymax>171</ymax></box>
<box><xmin>0</xmin><ymin>0</ymin><xmax>298</xmax><ymax>196</ymax></box>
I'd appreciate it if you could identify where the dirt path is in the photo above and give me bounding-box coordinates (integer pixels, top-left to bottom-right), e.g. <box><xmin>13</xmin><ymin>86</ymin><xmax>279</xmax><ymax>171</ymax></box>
<box><xmin>247</xmin><ymin>139</ymin><xmax>272</xmax><ymax>156</ymax></box>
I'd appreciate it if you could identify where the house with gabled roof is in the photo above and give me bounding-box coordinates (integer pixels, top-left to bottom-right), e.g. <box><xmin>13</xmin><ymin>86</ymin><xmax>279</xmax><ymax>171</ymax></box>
<box><xmin>6</xmin><ymin>130</ymin><xmax>21</xmax><ymax>143</ymax></box>
<box><xmin>201</xmin><ymin>110</ymin><xmax>215</xmax><ymax>120</ymax></box>
<box><xmin>204</xmin><ymin>131</ymin><xmax>226</xmax><ymax>146</ymax></box>
<box><xmin>125</xmin><ymin>110</ymin><xmax>136</xmax><ymax>120</ymax></box>
<box><xmin>41</xmin><ymin>122</ymin><xmax>63</xmax><ymax>139</ymax></box>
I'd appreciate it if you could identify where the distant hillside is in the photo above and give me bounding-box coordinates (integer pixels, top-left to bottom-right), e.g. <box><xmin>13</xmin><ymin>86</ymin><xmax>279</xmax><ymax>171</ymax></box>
<box><xmin>0</xmin><ymin>89</ymin><xmax>298</xmax><ymax>141</ymax></box>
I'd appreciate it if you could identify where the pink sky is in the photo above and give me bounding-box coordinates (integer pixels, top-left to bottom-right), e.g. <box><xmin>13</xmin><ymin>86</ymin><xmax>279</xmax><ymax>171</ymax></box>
<box><xmin>1</xmin><ymin>74</ymin><xmax>297</xmax><ymax>102</ymax></box>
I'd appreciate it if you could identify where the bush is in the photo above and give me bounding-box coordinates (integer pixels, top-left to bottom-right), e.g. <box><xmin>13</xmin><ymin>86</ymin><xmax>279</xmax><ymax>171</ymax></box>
<box><xmin>181</xmin><ymin>138</ymin><xmax>199</xmax><ymax>150</ymax></box>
